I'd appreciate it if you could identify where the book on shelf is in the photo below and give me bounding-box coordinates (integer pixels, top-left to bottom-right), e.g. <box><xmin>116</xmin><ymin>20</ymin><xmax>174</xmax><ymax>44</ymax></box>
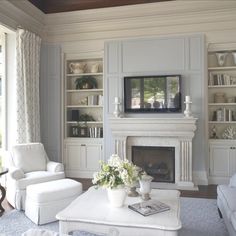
<box><xmin>128</xmin><ymin>200</ymin><xmax>170</xmax><ymax>216</ymax></box>
<box><xmin>209</xmin><ymin>73</ymin><xmax>233</xmax><ymax>86</ymax></box>
<box><xmin>89</xmin><ymin>127</ymin><xmax>103</xmax><ymax>138</ymax></box>
<box><xmin>87</xmin><ymin>95</ymin><xmax>103</xmax><ymax>106</ymax></box>
<box><xmin>88</xmin><ymin>95</ymin><xmax>98</xmax><ymax>105</ymax></box>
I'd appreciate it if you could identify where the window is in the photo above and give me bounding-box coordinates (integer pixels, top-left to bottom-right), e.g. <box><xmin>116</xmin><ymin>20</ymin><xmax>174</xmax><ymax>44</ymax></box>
<box><xmin>0</xmin><ymin>32</ymin><xmax>6</xmax><ymax>167</ymax></box>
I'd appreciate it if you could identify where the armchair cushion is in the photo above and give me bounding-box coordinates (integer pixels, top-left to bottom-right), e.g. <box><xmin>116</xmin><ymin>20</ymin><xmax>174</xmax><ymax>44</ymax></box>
<box><xmin>9</xmin><ymin>167</ymin><xmax>24</xmax><ymax>180</ymax></box>
<box><xmin>47</xmin><ymin>161</ymin><xmax>64</xmax><ymax>172</ymax></box>
<box><xmin>231</xmin><ymin>212</ymin><xmax>236</xmax><ymax>231</ymax></box>
<box><xmin>229</xmin><ymin>173</ymin><xmax>236</xmax><ymax>188</ymax></box>
<box><xmin>14</xmin><ymin>171</ymin><xmax>65</xmax><ymax>190</ymax></box>
<box><xmin>11</xmin><ymin>143</ymin><xmax>48</xmax><ymax>173</ymax></box>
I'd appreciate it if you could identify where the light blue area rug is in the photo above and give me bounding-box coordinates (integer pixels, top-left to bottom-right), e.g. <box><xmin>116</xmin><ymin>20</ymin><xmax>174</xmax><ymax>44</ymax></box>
<box><xmin>0</xmin><ymin>197</ymin><xmax>228</xmax><ymax>236</ymax></box>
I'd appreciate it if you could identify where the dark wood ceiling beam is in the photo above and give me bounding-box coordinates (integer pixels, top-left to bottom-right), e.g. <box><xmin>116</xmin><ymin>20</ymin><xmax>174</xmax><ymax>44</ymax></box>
<box><xmin>28</xmin><ymin>0</ymin><xmax>174</xmax><ymax>14</ymax></box>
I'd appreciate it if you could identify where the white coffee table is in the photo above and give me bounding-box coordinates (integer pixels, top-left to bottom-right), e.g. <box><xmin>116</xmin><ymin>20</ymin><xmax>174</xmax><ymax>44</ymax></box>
<box><xmin>56</xmin><ymin>187</ymin><xmax>181</xmax><ymax>236</ymax></box>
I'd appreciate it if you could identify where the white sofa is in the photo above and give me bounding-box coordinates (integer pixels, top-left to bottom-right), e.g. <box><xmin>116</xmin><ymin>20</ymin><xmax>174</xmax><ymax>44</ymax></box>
<box><xmin>6</xmin><ymin>143</ymin><xmax>65</xmax><ymax>210</ymax></box>
<box><xmin>217</xmin><ymin>173</ymin><xmax>236</xmax><ymax>236</ymax></box>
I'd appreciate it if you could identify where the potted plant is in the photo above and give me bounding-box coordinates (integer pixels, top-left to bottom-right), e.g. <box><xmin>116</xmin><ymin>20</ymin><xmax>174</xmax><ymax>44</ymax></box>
<box><xmin>75</xmin><ymin>76</ymin><xmax>97</xmax><ymax>89</ymax></box>
<box><xmin>92</xmin><ymin>154</ymin><xmax>140</xmax><ymax>207</ymax></box>
<box><xmin>72</xmin><ymin>114</ymin><xmax>95</xmax><ymax>137</ymax></box>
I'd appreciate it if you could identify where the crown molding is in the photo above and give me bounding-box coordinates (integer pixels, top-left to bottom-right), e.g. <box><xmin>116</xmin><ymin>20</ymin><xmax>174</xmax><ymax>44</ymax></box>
<box><xmin>0</xmin><ymin>0</ymin><xmax>44</xmax><ymax>36</ymax></box>
<box><xmin>45</xmin><ymin>1</ymin><xmax>236</xmax><ymax>25</ymax></box>
<box><xmin>2</xmin><ymin>0</ymin><xmax>236</xmax><ymax>47</ymax></box>
<box><xmin>45</xmin><ymin>11</ymin><xmax>236</xmax><ymax>36</ymax></box>
<box><xmin>43</xmin><ymin>1</ymin><xmax>236</xmax><ymax>44</ymax></box>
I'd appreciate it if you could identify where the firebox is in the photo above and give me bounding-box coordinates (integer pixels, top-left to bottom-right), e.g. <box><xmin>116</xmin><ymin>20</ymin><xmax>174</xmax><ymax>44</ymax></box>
<box><xmin>132</xmin><ymin>146</ymin><xmax>175</xmax><ymax>183</ymax></box>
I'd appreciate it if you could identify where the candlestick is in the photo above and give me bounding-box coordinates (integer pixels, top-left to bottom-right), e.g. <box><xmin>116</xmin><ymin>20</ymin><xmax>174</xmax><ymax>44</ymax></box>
<box><xmin>185</xmin><ymin>95</ymin><xmax>191</xmax><ymax>103</ymax></box>
<box><xmin>184</xmin><ymin>96</ymin><xmax>193</xmax><ymax>118</ymax></box>
<box><xmin>113</xmin><ymin>97</ymin><xmax>121</xmax><ymax>118</ymax></box>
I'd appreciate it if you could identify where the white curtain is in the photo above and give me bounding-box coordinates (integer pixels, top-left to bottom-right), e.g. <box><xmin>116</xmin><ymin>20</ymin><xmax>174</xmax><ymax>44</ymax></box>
<box><xmin>16</xmin><ymin>29</ymin><xmax>41</xmax><ymax>143</ymax></box>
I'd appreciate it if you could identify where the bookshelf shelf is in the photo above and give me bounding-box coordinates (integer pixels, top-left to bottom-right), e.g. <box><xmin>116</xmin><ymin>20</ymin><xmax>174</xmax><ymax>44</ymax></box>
<box><xmin>207</xmin><ymin>50</ymin><xmax>236</xmax><ymax>183</ymax></box>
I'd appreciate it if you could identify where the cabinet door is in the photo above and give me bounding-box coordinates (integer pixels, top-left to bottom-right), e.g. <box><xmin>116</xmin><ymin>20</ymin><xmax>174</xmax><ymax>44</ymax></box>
<box><xmin>65</xmin><ymin>143</ymin><xmax>82</xmax><ymax>171</ymax></box>
<box><xmin>229</xmin><ymin>148</ymin><xmax>236</xmax><ymax>176</ymax></box>
<box><xmin>210</xmin><ymin>145</ymin><xmax>230</xmax><ymax>177</ymax></box>
<box><xmin>84</xmin><ymin>144</ymin><xmax>102</xmax><ymax>171</ymax></box>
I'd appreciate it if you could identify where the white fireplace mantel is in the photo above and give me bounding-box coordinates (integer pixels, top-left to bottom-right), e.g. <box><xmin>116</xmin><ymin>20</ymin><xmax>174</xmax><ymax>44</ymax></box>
<box><xmin>109</xmin><ymin>117</ymin><xmax>197</xmax><ymax>138</ymax></box>
<box><xmin>109</xmin><ymin>116</ymin><xmax>198</xmax><ymax>188</ymax></box>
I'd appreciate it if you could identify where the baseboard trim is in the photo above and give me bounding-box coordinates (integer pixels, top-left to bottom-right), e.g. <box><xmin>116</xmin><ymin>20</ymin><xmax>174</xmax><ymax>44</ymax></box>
<box><xmin>208</xmin><ymin>176</ymin><xmax>230</xmax><ymax>185</ymax></box>
<box><xmin>193</xmin><ymin>171</ymin><xmax>208</xmax><ymax>185</ymax></box>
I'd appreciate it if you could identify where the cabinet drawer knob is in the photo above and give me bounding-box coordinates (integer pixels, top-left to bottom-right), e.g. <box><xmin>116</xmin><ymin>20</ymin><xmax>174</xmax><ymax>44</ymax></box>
<box><xmin>81</xmin><ymin>144</ymin><xmax>86</xmax><ymax>146</ymax></box>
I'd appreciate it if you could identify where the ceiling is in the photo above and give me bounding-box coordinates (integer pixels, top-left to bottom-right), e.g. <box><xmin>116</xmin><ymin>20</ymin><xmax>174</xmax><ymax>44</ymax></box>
<box><xmin>28</xmin><ymin>0</ymin><xmax>174</xmax><ymax>14</ymax></box>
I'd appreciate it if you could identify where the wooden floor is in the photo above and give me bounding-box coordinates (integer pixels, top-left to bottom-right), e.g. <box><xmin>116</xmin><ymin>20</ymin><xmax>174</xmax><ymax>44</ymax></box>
<box><xmin>75</xmin><ymin>178</ymin><xmax>217</xmax><ymax>199</ymax></box>
<box><xmin>1</xmin><ymin>179</ymin><xmax>217</xmax><ymax>215</ymax></box>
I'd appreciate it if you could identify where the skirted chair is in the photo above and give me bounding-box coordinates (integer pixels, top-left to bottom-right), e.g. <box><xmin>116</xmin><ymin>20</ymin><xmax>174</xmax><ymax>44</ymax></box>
<box><xmin>217</xmin><ymin>173</ymin><xmax>236</xmax><ymax>236</ymax></box>
<box><xmin>6</xmin><ymin>143</ymin><xmax>65</xmax><ymax>210</ymax></box>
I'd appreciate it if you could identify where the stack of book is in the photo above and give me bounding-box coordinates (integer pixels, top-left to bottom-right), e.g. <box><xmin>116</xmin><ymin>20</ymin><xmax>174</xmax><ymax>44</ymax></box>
<box><xmin>87</xmin><ymin>95</ymin><xmax>103</xmax><ymax>106</ymax></box>
<box><xmin>209</xmin><ymin>73</ymin><xmax>235</xmax><ymax>86</ymax></box>
<box><xmin>89</xmin><ymin>127</ymin><xmax>103</xmax><ymax>138</ymax></box>
<box><xmin>214</xmin><ymin>108</ymin><xmax>234</xmax><ymax>122</ymax></box>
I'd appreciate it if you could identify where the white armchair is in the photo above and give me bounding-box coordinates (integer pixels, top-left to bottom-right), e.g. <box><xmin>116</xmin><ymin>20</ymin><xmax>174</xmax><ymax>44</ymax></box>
<box><xmin>6</xmin><ymin>143</ymin><xmax>65</xmax><ymax>210</ymax></box>
<box><xmin>217</xmin><ymin>173</ymin><xmax>236</xmax><ymax>236</ymax></box>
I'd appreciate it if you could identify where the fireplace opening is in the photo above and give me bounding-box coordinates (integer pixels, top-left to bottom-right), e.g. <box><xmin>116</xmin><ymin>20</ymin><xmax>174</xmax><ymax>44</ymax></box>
<box><xmin>132</xmin><ymin>146</ymin><xmax>175</xmax><ymax>183</ymax></box>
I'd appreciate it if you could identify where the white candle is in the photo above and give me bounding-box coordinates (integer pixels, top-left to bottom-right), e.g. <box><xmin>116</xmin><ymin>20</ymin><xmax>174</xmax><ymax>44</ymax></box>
<box><xmin>114</xmin><ymin>97</ymin><xmax>119</xmax><ymax>103</ymax></box>
<box><xmin>185</xmin><ymin>95</ymin><xmax>191</xmax><ymax>103</ymax></box>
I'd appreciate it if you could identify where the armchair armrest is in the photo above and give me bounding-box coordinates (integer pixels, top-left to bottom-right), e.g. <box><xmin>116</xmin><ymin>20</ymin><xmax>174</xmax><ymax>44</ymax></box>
<box><xmin>229</xmin><ymin>173</ymin><xmax>236</xmax><ymax>187</ymax></box>
<box><xmin>47</xmin><ymin>161</ymin><xmax>64</xmax><ymax>172</ymax></box>
<box><xmin>9</xmin><ymin>167</ymin><xmax>24</xmax><ymax>180</ymax></box>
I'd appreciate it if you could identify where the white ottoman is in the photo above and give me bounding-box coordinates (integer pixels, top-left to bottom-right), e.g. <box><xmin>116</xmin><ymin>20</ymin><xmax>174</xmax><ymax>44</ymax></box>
<box><xmin>25</xmin><ymin>179</ymin><xmax>82</xmax><ymax>225</ymax></box>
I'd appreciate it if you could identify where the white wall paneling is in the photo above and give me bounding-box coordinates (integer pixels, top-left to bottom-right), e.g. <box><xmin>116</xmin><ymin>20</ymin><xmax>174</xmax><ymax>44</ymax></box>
<box><xmin>43</xmin><ymin>1</ymin><xmax>236</xmax><ymax>44</ymax></box>
<box><xmin>122</xmin><ymin>38</ymin><xmax>185</xmax><ymax>73</ymax></box>
<box><xmin>104</xmin><ymin>34</ymin><xmax>207</xmax><ymax>185</ymax></box>
<box><xmin>40</xmin><ymin>43</ymin><xmax>61</xmax><ymax>162</ymax></box>
<box><xmin>6</xmin><ymin>32</ymin><xmax>17</xmax><ymax>150</ymax></box>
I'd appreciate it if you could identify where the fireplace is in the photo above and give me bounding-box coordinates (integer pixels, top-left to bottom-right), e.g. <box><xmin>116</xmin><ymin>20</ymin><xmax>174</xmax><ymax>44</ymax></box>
<box><xmin>132</xmin><ymin>146</ymin><xmax>175</xmax><ymax>183</ymax></box>
<box><xmin>109</xmin><ymin>117</ymin><xmax>197</xmax><ymax>189</ymax></box>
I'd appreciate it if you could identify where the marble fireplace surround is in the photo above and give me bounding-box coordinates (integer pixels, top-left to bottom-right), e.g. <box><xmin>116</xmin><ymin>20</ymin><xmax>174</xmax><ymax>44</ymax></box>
<box><xmin>109</xmin><ymin>117</ymin><xmax>198</xmax><ymax>189</ymax></box>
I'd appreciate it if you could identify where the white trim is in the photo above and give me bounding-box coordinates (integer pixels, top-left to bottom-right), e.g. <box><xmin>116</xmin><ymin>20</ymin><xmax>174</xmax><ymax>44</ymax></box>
<box><xmin>193</xmin><ymin>171</ymin><xmax>208</xmax><ymax>185</ymax></box>
<box><xmin>208</xmin><ymin>176</ymin><xmax>230</xmax><ymax>185</ymax></box>
<box><xmin>1</xmin><ymin>32</ymin><xmax>6</xmax><ymax>151</ymax></box>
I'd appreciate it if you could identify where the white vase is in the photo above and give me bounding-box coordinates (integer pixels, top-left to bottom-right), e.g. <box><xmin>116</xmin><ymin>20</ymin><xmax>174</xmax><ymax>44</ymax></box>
<box><xmin>107</xmin><ymin>187</ymin><xmax>127</xmax><ymax>207</ymax></box>
<box><xmin>139</xmin><ymin>174</ymin><xmax>153</xmax><ymax>200</ymax></box>
<box><xmin>215</xmin><ymin>52</ymin><xmax>228</xmax><ymax>66</ymax></box>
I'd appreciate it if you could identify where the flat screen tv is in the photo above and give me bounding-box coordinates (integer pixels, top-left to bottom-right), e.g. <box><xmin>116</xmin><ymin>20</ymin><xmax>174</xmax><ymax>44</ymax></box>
<box><xmin>124</xmin><ymin>75</ymin><xmax>181</xmax><ymax>113</ymax></box>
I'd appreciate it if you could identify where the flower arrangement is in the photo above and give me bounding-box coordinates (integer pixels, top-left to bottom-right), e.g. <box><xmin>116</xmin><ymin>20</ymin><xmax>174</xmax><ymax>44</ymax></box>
<box><xmin>92</xmin><ymin>154</ymin><xmax>140</xmax><ymax>189</ymax></box>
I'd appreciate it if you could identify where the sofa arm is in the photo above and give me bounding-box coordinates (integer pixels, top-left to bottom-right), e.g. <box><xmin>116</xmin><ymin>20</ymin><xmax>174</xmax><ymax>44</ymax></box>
<box><xmin>9</xmin><ymin>167</ymin><xmax>24</xmax><ymax>180</ymax></box>
<box><xmin>47</xmin><ymin>161</ymin><xmax>64</xmax><ymax>172</ymax></box>
<box><xmin>229</xmin><ymin>173</ymin><xmax>236</xmax><ymax>187</ymax></box>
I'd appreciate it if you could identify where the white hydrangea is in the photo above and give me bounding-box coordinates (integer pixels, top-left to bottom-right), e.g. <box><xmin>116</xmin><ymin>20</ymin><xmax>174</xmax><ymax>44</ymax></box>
<box><xmin>107</xmin><ymin>154</ymin><xmax>122</xmax><ymax>167</ymax></box>
<box><xmin>92</xmin><ymin>154</ymin><xmax>140</xmax><ymax>189</ymax></box>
